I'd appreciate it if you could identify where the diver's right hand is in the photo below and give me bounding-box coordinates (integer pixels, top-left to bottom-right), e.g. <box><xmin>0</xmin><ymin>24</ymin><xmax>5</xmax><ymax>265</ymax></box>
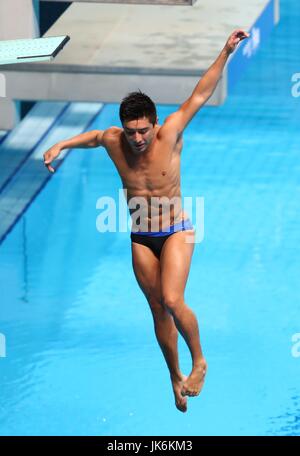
<box><xmin>43</xmin><ymin>144</ymin><xmax>62</xmax><ymax>173</ymax></box>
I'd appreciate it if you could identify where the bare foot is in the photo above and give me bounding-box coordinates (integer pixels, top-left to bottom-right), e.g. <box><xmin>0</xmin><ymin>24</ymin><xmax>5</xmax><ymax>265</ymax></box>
<box><xmin>171</xmin><ymin>374</ymin><xmax>188</xmax><ymax>412</ymax></box>
<box><xmin>181</xmin><ymin>359</ymin><xmax>207</xmax><ymax>397</ymax></box>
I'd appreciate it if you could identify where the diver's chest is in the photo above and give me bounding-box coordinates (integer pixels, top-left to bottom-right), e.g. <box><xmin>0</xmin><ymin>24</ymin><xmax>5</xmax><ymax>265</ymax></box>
<box><xmin>136</xmin><ymin>158</ymin><xmax>178</xmax><ymax>190</ymax></box>
<box><xmin>119</xmin><ymin>145</ymin><xmax>180</xmax><ymax>191</ymax></box>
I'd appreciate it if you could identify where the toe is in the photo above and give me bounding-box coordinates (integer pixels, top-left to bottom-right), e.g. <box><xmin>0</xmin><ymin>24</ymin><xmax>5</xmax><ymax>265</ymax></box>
<box><xmin>178</xmin><ymin>405</ymin><xmax>187</xmax><ymax>413</ymax></box>
<box><xmin>175</xmin><ymin>396</ymin><xmax>187</xmax><ymax>413</ymax></box>
<box><xmin>176</xmin><ymin>402</ymin><xmax>187</xmax><ymax>413</ymax></box>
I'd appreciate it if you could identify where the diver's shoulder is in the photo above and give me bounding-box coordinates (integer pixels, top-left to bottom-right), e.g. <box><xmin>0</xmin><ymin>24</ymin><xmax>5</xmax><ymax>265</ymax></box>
<box><xmin>102</xmin><ymin>127</ymin><xmax>123</xmax><ymax>153</ymax></box>
<box><xmin>104</xmin><ymin>126</ymin><xmax>123</xmax><ymax>139</ymax></box>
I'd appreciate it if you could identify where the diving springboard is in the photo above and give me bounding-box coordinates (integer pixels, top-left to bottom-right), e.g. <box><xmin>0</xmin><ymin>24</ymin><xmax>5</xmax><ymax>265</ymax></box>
<box><xmin>0</xmin><ymin>35</ymin><xmax>70</xmax><ymax>65</ymax></box>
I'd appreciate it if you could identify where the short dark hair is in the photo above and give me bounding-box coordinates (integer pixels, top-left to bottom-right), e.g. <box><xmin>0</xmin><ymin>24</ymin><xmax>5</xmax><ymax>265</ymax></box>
<box><xmin>119</xmin><ymin>90</ymin><xmax>157</xmax><ymax>125</ymax></box>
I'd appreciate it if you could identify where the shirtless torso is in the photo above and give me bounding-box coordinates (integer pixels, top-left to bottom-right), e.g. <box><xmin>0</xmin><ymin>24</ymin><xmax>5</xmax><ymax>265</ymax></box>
<box><xmin>101</xmin><ymin>123</ymin><xmax>188</xmax><ymax>232</ymax></box>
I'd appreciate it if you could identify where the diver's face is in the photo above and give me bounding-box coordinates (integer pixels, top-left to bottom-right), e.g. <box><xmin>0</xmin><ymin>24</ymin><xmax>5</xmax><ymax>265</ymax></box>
<box><xmin>123</xmin><ymin>117</ymin><xmax>156</xmax><ymax>154</ymax></box>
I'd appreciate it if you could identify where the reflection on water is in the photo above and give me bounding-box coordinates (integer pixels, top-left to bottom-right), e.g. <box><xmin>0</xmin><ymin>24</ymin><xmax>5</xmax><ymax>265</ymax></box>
<box><xmin>269</xmin><ymin>391</ymin><xmax>300</xmax><ymax>436</ymax></box>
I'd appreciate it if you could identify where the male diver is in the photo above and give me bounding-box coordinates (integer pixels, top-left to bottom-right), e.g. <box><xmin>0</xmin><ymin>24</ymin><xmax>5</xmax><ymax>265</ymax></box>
<box><xmin>44</xmin><ymin>30</ymin><xmax>249</xmax><ymax>412</ymax></box>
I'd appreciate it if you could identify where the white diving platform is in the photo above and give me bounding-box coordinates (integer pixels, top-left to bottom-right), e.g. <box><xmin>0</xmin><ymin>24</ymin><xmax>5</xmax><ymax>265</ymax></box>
<box><xmin>0</xmin><ymin>0</ymin><xmax>280</xmax><ymax>106</ymax></box>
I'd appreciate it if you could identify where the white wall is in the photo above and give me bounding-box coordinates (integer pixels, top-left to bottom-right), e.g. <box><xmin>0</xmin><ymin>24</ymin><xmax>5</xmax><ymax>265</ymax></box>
<box><xmin>0</xmin><ymin>0</ymin><xmax>40</xmax><ymax>130</ymax></box>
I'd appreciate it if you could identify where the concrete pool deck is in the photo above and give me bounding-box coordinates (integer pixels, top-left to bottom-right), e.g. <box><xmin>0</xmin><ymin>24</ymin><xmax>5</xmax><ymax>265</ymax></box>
<box><xmin>0</xmin><ymin>0</ymin><xmax>279</xmax><ymax>106</ymax></box>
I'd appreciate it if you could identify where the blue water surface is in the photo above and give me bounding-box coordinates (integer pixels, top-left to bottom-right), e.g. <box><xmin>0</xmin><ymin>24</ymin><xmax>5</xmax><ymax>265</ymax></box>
<box><xmin>0</xmin><ymin>0</ymin><xmax>300</xmax><ymax>436</ymax></box>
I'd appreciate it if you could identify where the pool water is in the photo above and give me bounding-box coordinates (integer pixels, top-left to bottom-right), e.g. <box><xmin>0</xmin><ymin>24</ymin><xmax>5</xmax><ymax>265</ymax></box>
<box><xmin>0</xmin><ymin>0</ymin><xmax>300</xmax><ymax>436</ymax></box>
